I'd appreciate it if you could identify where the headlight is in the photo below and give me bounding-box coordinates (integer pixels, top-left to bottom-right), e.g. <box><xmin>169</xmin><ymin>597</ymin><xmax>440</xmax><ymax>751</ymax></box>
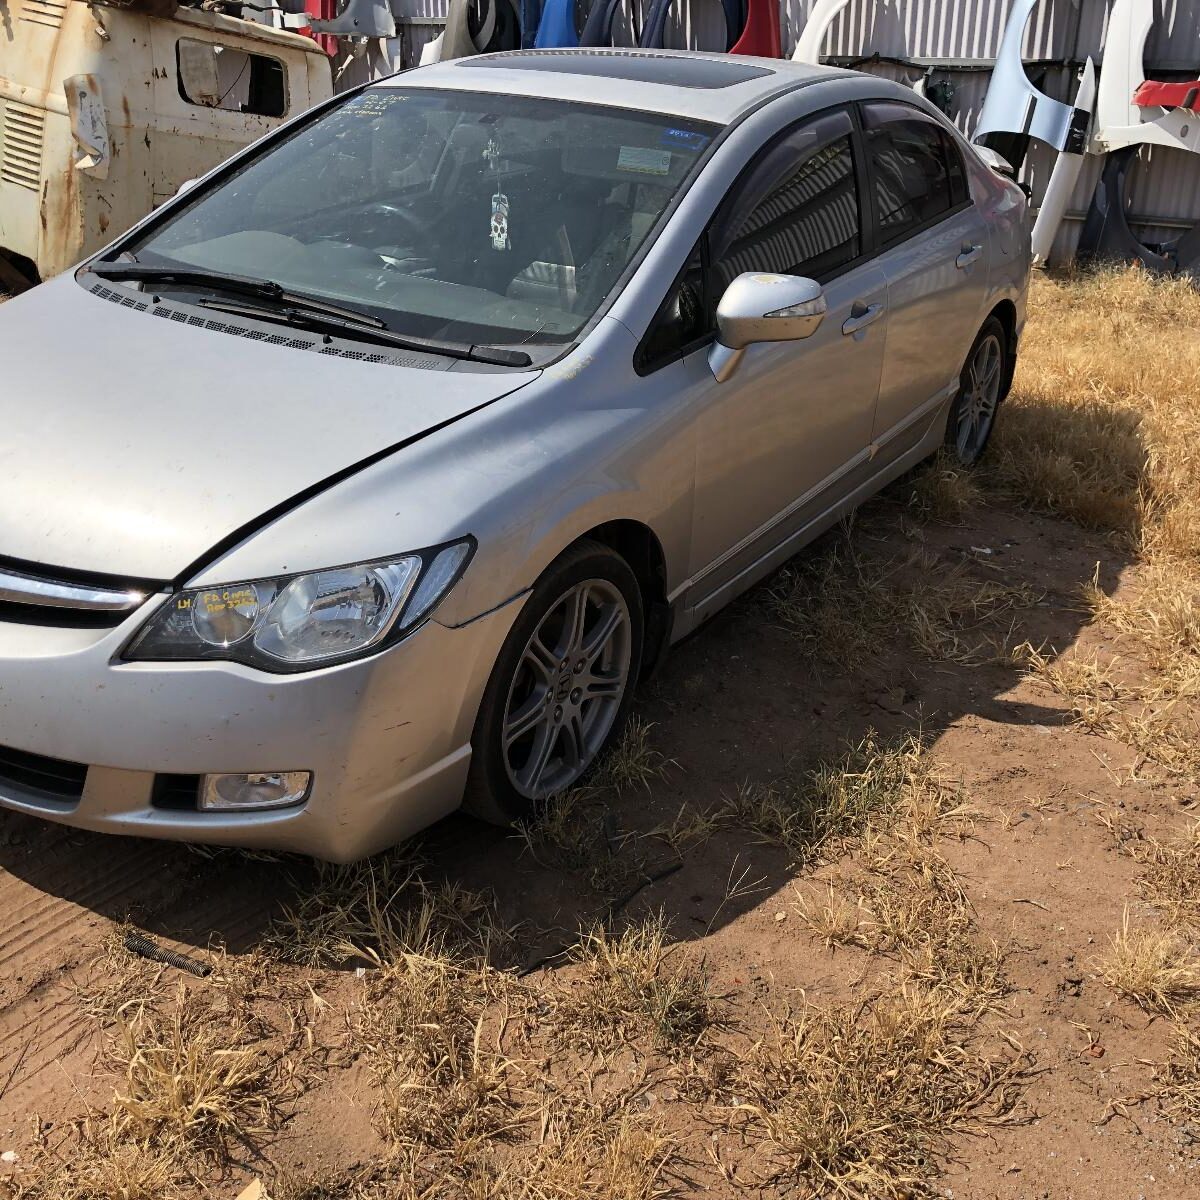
<box><xmin>124</xmin><ymin>540</ymin><xmax>473</xmax><ymax>672</ymax></box>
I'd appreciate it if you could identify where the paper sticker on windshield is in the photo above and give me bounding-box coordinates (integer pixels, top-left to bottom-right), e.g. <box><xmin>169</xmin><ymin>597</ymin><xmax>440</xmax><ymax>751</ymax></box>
<box><xmin>617</xmin><ymin>146</ymin><xmax>672</xmax><ymax>175</ymax></box>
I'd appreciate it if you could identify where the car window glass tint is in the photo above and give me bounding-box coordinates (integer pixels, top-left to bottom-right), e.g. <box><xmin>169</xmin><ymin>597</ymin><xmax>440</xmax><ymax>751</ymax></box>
<box><xmin>637</xmin><ymin>245</ymin><xmax>705</xmax><ymax>369</ymax></box>
<box><xmin>710</xmin><ymin>131</ymin><xmax>860</xmax><ymax>303</ymax></box>
<box><xmin>123</xmin><ymin>89</ymin><xmax>718</xmax><ymax>349</ymax></box>
<box><xmin>862</xmin><ymin>103</ymin><xmax>958</xmax><ymax>242</ymax></box>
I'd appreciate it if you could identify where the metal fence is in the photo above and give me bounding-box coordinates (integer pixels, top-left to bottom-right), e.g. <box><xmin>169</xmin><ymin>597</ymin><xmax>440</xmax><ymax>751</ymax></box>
<box><xmin>383</xmin><ymin>0</ymin><xmax>1200</xmax><ymax>263</ymax></box>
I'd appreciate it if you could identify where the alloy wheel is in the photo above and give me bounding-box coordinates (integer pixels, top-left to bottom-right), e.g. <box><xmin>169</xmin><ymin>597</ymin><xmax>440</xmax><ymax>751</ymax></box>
<box><xmin>501</xmin><ymin>578</ymin><xmax>632</xmax><ymax>799</ymax></box>
<box><xmin>956</xmin><ymin>332</ymin><xmax>1003</xmax><ymax>462</ymax></box>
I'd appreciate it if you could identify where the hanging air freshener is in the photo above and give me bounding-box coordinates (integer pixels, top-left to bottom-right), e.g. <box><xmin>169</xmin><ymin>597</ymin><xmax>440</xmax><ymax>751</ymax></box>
<box><xmin>490</xmin><ymin>191</ymin><xmax>511</xmax><ymax>251</ymax></box>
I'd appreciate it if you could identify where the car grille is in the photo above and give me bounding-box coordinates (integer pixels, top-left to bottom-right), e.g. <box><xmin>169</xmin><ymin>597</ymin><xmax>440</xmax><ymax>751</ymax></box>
<box><xmin>0</xmin><ymin>556</ymin><xmax>159</xmax><ymax>628</ymax></box>
<box><xmin>0</xmin><ymin>743</ymin><xmax>88</xmax><ymax>800</ymax></box>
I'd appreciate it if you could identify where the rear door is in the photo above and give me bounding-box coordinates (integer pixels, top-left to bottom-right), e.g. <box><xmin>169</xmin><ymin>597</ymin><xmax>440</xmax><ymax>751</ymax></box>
<box><xmin>860</xmin><ymin>101</ymin><xmax>990</xmax><ymax>462</ymax></box>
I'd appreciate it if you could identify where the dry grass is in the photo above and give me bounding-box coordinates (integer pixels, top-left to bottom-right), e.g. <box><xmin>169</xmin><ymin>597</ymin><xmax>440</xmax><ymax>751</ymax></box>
<box><xmin>1094</xmin><ymin>913</ymin><xmax>1200</xmax><ymax>1017</ymax></box>
<box><xmin>108</xmin><ymin>992</ymin><xmax>277</xmax><ymax>1151</ymax></box>
<box><xmin>1104</xmin><ymin>814</ymin><xmax>1200</xmax><ymax>932</ymax></box>
<box><xmin>549</xmin><ymin>915</ymin><xmax>718</xmax><ymax>1054</ymax></box>
<box><xmin>7</xmin><ymin>1124</ymin><xmax>181</xmax><ymax>1200</ymax></box>
<box><xmin>906</xmin><ymin>452</ymin><xmax>983</xmax><ymax>524</ymax></box>
<box><xmin>1154</xmin><ymin>1023</ymin><xmax>1200</xmax><ymax>1128</ymax></box>
<box><xmin>987</xmin><ymin>265</ymin><xmax>1200</xmax><ymax>547</ymax></box>
<box><xmin>767</xmin><ymin>540</ymin><xmax>1034</xmax><ymax>669</ymax></box>
<box><xmin>734</xmin><ymin>986</ymin><xmax>1028</xmax><ymax>1198</ymax></box>
<box><xmin>995</xmin><ymin>266</ymin><xmax>1200</xmax><ymax>777</ymax></box>
<box><xmin>799</xmin><ymin>855</ymin><xmax>1008</xmax><ymax>1017</ymax></box>
<box><xmin>355</xmin><ymin>956</ymin><xmax>519</xmax><ymax>1155</ymax></box>
<box><xmin>592</xmin><ymin>715</ymin><xmax>675</xmax><ymax>794</ymax></box>
<box><xmin>269</xmin><ymin>852</ymin><xmax>507</xmax><ymax>969</ymax></box>
<box><xmin>722</xmin><ymin>733</ymin><xmax>969</xmax><ymax>866</ymax></box>
<box><xmin>492</xmin><ymin>1116</ymin><xmax>678</xmax><ymax>1200</ymax></box>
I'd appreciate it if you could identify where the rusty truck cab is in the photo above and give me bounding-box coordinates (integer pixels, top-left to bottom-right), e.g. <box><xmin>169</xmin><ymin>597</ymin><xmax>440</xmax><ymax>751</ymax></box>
<box><xmin>0</xmin><ymin>0</ymin><xmax>332</xmax><ymax>289</ymax></box>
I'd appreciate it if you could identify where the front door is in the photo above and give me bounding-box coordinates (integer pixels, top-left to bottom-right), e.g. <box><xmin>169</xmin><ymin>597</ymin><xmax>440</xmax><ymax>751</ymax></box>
<box><xmin>685</xmin><ymin>107</ymin><xmax>887</xmax><ymax>610</ymax></box>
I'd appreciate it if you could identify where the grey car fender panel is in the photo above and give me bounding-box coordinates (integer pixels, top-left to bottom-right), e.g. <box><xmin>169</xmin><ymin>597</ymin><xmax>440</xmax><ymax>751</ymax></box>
<box><xmin>972</xmin><ymin>0</ymin><xmax>1086</xmax><ymax>154</ymax></box>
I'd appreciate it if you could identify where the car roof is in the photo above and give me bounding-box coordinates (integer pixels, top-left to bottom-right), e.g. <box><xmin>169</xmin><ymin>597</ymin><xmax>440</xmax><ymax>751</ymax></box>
<box><xmin>378</xmin><ymin>48</ymin><xmax>849</xmax><ymax>124</ymax></box>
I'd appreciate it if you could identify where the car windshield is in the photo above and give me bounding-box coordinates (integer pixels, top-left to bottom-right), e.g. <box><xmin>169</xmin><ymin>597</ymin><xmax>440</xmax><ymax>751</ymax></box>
<box><xmin>124</xmin><ymin>88</ymin><xmax>718</xmax><ymax>348</ymax></box>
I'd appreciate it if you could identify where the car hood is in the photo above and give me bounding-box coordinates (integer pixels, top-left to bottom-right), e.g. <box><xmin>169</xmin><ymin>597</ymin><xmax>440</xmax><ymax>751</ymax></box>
<box><xmin>0</xmin><ymin>278</ymin><xmax>540</xmax><ymax>582</ymax></box>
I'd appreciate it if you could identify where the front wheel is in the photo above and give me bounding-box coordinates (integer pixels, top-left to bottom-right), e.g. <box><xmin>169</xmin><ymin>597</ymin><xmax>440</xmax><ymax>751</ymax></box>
<box><xmin>945</xmin><ymin>317</ymin><xmax>1008</xmax><ymax>466</ymax></box>
<box><xmin>464</xmin><ymin>540</ymin><xmax>644</xmax><ymax>826</ymax></box>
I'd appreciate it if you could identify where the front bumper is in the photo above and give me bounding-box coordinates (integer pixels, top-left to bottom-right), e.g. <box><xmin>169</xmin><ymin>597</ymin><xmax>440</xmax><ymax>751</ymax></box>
<box><xmin>0</xmin><ymin>594</ymin><xmax>524</xmax><ymax>861</ymax></box>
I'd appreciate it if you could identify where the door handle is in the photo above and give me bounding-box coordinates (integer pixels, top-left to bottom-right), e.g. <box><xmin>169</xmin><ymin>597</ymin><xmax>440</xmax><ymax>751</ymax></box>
<box><xmin>956</xmin><ymin>243</ymin><xmax>983</xmax><ymax>269</ymax></box>
<box><xmin>841</xmin><ymin>301</ymin><xmax>884</xmax><ymax>336</ymax></box>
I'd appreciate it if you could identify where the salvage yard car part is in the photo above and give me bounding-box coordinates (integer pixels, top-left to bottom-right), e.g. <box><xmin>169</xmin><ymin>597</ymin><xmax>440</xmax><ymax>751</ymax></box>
<box><xmin>1077</xmin><ymin>146</ymin><xmax>1200</xmax><ymax>277</ymax></box>
<box><xmin>1081</xmin><ymin>0</ymin><xmax>1200</xmax><ymax>275</ymax></box>
<box><xmin>791</xmin><ymin>0</ymin><xmax>851</xmax><ymax>65</ymax></box>
<box><xmin>0</xmin><ymin>49</ymin><xmax>1029</xmax><ymax>862</ymax></box>
<box><xmin>730</xmin><ymin>0</ymin><xmax>779</xmax><ymax>59</ymax></box>
<box><xmin>1030</xmin><ymin>58</ymin><xmax>1096</xmax><ymax>265</ymax></box>
<box><xmin>1093</xmin><ymin>0</ymin><xmax>1200</xmax><ymax>156</ymax></box>
<box><xmin>972</xmin><ymin>0</ymin><xmax>1091</xmax><ymax>158</ymax></box>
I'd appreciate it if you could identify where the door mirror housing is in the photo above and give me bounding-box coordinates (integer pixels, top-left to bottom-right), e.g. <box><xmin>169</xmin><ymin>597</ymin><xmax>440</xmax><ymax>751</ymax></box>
<box><xmin>709</xmin><ymin>273</ymin><xmax>827</xmax><ymax>382</ymax></box>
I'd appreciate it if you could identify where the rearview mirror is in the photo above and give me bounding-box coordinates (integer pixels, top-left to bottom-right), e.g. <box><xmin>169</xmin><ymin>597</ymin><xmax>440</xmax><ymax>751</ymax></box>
<box><xmin>709</xmin><ymin>273</ymin><xmax>827</xmax><ymax>382</ymax></box>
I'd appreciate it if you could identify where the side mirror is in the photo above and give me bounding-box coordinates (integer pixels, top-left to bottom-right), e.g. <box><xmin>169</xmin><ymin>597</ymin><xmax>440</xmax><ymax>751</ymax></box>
<box><xmin>175</xmin><ymin>177</ymin><xmax>199</xmax><ymax>198</ymax></box>
<box><xmin>708</xmin><ymin>273</ymin><xmax>827</xmax><ymax>382</ymax></box>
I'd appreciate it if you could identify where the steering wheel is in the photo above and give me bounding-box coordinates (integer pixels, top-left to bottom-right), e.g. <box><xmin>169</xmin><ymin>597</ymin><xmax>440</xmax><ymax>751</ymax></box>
<box><xmin>357</xmin><ymin>201</ymin><xmax>435</xmax><ymax>244</ymax></box>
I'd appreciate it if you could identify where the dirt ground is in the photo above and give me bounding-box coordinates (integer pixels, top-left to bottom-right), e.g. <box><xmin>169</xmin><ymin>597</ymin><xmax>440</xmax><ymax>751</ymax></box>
<box><xmin>1</xmin><ymin>270</ymin><xmax>1198</xmax><ymax>1199</ymax></box>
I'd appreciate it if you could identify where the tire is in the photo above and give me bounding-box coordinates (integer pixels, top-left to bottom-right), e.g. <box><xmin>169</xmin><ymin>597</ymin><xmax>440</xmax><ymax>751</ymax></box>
<box><xmin>464</xmin><ymin>539</ymin><xmax>644</xmax><ymax>826</ymax></box>
<box><xmin>945</xmin><ymin>316</ymin><xmax>1008</xmax><ymax>467</ymax></box>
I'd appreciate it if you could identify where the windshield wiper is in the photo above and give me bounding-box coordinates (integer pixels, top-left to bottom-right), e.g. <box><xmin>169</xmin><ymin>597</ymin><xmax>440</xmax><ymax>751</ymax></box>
<box><xmin>91</xmin><ymin>261</ymin><xmax>287</xmax><ymax>302</ymax></box>
<box><xmin>197</xmin><ymin>298</ymin><xmax>533</xmax><ymax>368</ymax></box>
<box><xmin>91</xmin><ymin>260</ymin><xmax>533</xmax><ymax>367</ymax></box>
<box><xmin>90</xmin><ymin>262</ymin><xmax>391</xmax><ymax>326</ymax></box>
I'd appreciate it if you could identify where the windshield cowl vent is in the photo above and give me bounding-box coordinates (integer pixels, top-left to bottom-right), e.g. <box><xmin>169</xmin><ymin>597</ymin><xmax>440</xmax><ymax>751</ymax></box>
<box><xmin>86</xmin><ymin>283</ymin><xmax>450</xmax><ymax>371</ymax></box>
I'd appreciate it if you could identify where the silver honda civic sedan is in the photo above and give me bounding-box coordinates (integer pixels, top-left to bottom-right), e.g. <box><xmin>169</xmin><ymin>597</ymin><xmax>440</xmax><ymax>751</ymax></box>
<box><xmin>0</xmin><ymin>50</ymin><xmax>1028</xmax><ymax>861</ymax></box>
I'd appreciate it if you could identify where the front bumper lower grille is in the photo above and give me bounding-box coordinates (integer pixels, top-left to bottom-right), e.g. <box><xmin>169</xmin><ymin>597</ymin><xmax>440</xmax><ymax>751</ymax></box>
<box><xmin>0</xmin><ymin>742</ymin><xmax>88</xmax><ymax>801</ymax></box>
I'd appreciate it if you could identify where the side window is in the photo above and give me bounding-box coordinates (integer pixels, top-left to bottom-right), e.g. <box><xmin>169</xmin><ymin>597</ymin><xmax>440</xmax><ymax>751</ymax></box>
<box><xmin>177</xmin><ymin>40</ymin><xmax>287</xmax><ymax>119</ymax></box>
<box><xmin>861</xmin><ymin>101</ymin><xmax>965</xmax><ymax>244</ymax></box>
<box><xmin>636</xmin><ymin>108</ymin><xmax>865</xmax><ymax>373</ymax></box>
<box><xmin>635</xmin><ymin>245</ymin><xmax>706</xmax><ymax>372</ymax></box>
<box><xmin>708</xmin><ymin>112</ymin><xmax>862</xmax><ymax>308</ymax></box>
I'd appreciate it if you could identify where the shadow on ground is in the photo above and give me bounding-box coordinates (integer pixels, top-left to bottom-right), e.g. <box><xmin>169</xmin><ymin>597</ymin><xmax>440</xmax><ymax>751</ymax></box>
<box><xmin>0</xmin><ymin>468</ymin><xmax>1136</xmax><ymax>970</ymax></box>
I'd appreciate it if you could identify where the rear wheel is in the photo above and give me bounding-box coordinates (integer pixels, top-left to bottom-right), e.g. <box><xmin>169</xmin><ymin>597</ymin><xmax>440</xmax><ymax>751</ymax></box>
<box><xmin>946</xmin><ymin>317</ymin><xmax>1007</xmax><ymax>466</ymax></box>
<box><xmin>464</xmin><ymin>540</ymin><xmax>643</xmax><ymax>825</ymax></box>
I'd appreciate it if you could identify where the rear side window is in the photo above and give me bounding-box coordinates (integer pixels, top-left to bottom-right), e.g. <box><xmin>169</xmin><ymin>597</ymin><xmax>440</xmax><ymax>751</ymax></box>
<box><xmin>709</xmin><ymin>110</ymin><xmax>862</xmax><ymax>303</ymax></box>
<box><xmin>861</xmin><ymin>102</ymin><xmax>967</xmax><ymax>244</ymax></box>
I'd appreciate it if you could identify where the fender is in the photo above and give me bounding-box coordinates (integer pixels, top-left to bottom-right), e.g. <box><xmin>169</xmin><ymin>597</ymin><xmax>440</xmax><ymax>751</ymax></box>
<box><xmin>1094</xmin><ymin>0</ymin><xmax>1200</xmax><ymax>155</ymax></box>
<box><xmin>578</xmin><ymin>0</ymin><xmax>621</xmax><ymax>46</ymax></box>
<box><xmin>791</xmin><ymin>0</ymin><xmax>850</xmax><ymax>65</ymax></box>
<box><xmin>1078</xmin><ymin>146</ymin><xmax>1200</xmax><ymax>277</ymax></box>
<box><xmin>730</xmin><ymin>0</ymin><xmax>779</xmax><ymax>58</ymax></box>
<box><xmin>973</xmin><ymin>0</ymin><xmax>1088</xmax><ymax>154</ymax></box>
<box><xmin>534</xmin><ymin>0</ymin><xmax>579</xmax><ymax>48</ymax></box>
<box><xmin>637</xmin><ymin>0</ymin><xmax>673</xmax><ymax>49</ymax></box>
<box><xmin>421</xmin><ymin>0</ymin><xmax>497</xmax><ymax>63</ymax></box>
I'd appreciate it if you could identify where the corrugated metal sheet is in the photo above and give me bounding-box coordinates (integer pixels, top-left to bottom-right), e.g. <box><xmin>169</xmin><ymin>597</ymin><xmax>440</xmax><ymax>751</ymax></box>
<box><xmin>382</xmin><ymin>0</ymin><xmax>1200</xmax><ymax>266</ymax></box>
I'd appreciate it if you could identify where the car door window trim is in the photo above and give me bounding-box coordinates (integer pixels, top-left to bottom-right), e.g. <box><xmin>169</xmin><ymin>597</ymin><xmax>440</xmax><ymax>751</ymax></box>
<box><xmin>856</xmin><ymin>98</ymin><xmax>973</xmax><ymax>253</ymax></box>
<box><xmin>635</xmin><ymin>100</ymin><xmax>872</xmax><ymax>376</ymax></box>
